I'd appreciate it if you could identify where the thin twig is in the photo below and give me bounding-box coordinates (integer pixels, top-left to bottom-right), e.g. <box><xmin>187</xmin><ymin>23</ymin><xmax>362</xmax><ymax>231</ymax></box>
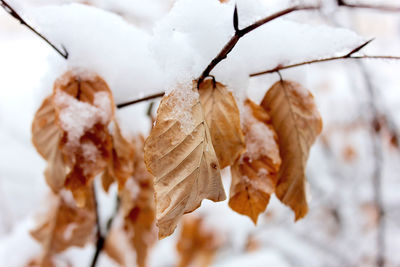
<box><xmin>117</xmin><ymin>92</ymin><xmax>165</xmax><ymax>109</ymax></box>
<box><xmin>0</xmin><ymin>0</ymin><xmax>68</xmax><ymax>59</ymax></box>
<box><xmin>90</xmin><ymin>186</ymin><xmax>120</xmax><ymax>267</ymax></box>
<box><xmin>338</xmin><ymin>0</ymin><xmax>400</xmax><ymax>12</ymax></box>
<box><xmin>197</xmin><ymin>4</ymin><xmax>320</xmax><ymax>84</ymax></box>
<box><xmin>90</xmin><ymin>185</ymin><xmax>105</xmax><ymax>267</ymax></box>
<box><xmin>358</xmin><ymin>62</ymin><xmax>386</xmax><ymax>267</ymax></box>
<box><xmin>250</xmin><ymin>40</ymin><xmax>400</xmax><ymax>77</ymax></box>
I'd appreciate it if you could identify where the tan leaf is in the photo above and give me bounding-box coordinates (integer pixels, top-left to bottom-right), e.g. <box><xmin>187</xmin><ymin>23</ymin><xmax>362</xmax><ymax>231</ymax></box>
<box><xmin>176</xmin><ymin>216</ymin><xmax>221</xmax><ymax>267</ymax></box>
<box><xmin>144</xmin><ymin>86</ymin><xmax>226</xmax><ymax>239</ymax></box>
<box><xmin>52</xmin><ymin>73</ymin><xmax>115</xmax><ymax>206</ymax></box>
<box><xmin>199</xmin><ymin>79</ymin><xmax>245</xmax><ymax>168</ymax></box>
<box><xmin>31</xmin><ymin>189</ymin><xmax>96</xmax><ymax>266</ymax></box>
<box><xmin>32</xmin><ymin>96</ymin><xmax>67</xmax><ymax>192</ymax></box>
<box><xmin>260</xmin><ymin>80</ymin><xmax>323</xmax><ymax>220</ymax></box>
<box><xmin>102</xmin><ymin>121</ymin><xmax>135</xmax><ymax>192</ymax></box>
<box><xmin>229</xmin><ymin>100</ymin><xmax>281</xmax><ymax>224</ymax></box>
<box><xmin>104</xmin><ymin>229</ymin><xmax>127</xmax><ymax>266</ymax></box>
<box><xmin>101</xmin><ymin>167</ymin><xmax>115</xmax><ymax>193</ymax></box>
<box><xmin>121</xmin><ymin>135</ymin><xmax>156</xmax><ymax>267</ymax></box>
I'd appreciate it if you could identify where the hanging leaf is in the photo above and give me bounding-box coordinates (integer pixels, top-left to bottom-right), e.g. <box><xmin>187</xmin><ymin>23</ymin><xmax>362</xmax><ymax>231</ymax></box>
<box><xmin>229</xmin><ymin>100</ymin><xmax>281</xmax><ymax>224</ymax></box>
<box><xmin>176</xmin><ymin>216</ymin><xmax>221</xmax><ymax>267</ymax></box>
<box><xmin>144</xmin><ymin>86</ymin><xmax>226</xmax><ymax>239</ymax></box>
<box><xmin>30</xmin><ymin>189</ymin><xmax>96</xmax><ymax>266</ymax></box>
<box><xmin>32</xmin><ymin>96</ymin><xmax>66</xmax><ymax>193</ymax></box>
<box><xmin>102</xmin><ymin>121</ymin><xmax>135</xmax><ymax>192</ymax></box>
<box><xmin>260</xmin><ymin>80</ymin><xmax>322</xmax><ymax>220</ymax></box>
<box><xmin>121</xmin><ymin>135</ymin><xmax>156</xmax><ymax>267</ymax></box>
<box><xmin>52</xmin><ymin>73</ymin><xmax>115</xmax><ymax>207</ymax></box>
<box><xmin>199</xmin><ymin>79</ymin><xmax>245</xmax><ymax>168</ymax></box>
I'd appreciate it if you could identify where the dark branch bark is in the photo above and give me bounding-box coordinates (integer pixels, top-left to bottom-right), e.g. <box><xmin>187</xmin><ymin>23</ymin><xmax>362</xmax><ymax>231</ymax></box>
<box><xmin>197</xmin><ymin>4</ymin><xmax>320</xmax><ymax>84</ymax></box>
<box><xmin>338</xmin><ymin>0</ymin><xmax>400</xmax><ymax>12</ymax></box>
<box><xmin>250</xmin><ymin>40</ymin><xmax>400</xmax><ymax>77</ymax></box>
<box><xmin>359</xmin><ymin>62</ymin><xmax>386</xmax><ymax>267</ymax></box>
<box><xmin>90</xmin><ymin>186</ymin><xmax>120</xmax><ymax>267</ymax></box>
<box><xmin>116</xmin><ymin>92</ymin><xmax>165</xmax><ymax>109</ymax></box>
<box><xmin>117</xmin><ymin>40</ymin><xmax>400</xmax><ymax>109</ymax></box>
<box><xmin>0</xmin><ymin>0</ymin><xmax>68</xmax><ymax>59</ymax></box>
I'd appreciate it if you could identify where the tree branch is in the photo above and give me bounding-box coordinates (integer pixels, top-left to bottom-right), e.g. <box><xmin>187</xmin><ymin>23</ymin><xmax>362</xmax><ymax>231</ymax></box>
<box><xmin>250</xmin><ymin>39</ymin><xmax>400</xmax><ymax>77</ymax></box>
<box><xmin>116</xmin><ymin>92</ymin><xmax>165</xmax><ymax>109</ymax></box>
<box><xmin>337</xmin><ymin>0</ymin><xmax>400</xmax><ymax>12</ymax></box>
<box><xmin>197</xmin><ymin>4</ymin><xmax>320</xmax><ymax>84</ymax></box>
<box><xmin>0</xmin><ymin>0</ymin><xmax>69</xmax><ymax>59</ymax></box>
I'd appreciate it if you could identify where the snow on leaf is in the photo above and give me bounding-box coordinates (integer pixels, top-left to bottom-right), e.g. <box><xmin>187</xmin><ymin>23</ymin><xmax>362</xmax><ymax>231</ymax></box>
<box><xmin>32</xmin><ymin>96</ymin><xmax>67</xmax><ymax>193</ymax></box>
<box><xmin>229</xmin><ymin>99</ymin><xmax>281</xmax><ymax>224</ymax></box>
<box><xmin>30</xmin><ymin>190</ymin><xmax>96</xmax><ymax>266</ymax></box>
<box><xmin>52</xmin><ymin>72</ymin><xmax>115</xmax><ymax>207</ymax></box>
<box><xmin>199</xmin><ymin>79</ymin><xmax>245</xmax><ymax>169</ymax></box>
<box><xmin>260</xmin><ymin>80</ymin><xmax>323</xmax><ymax>220</ymax></box>
<box><xmin>144</xmin><ymin>85</ymin><xmax>226</xmax><ymax>239</ymax></box>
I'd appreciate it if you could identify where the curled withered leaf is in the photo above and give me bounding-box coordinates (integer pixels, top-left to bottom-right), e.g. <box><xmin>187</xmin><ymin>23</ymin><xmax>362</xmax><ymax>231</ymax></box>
<box><xmin>260</xmin><ymin>80</ymin><xmax>323</xmax><ymax>220</ymax></box>
<box><xmin>120</xmin><ymin>135</ymin><xmax>156</xmax><ymax>267</ymax></box>
<box><xmin>32</xmin><ymin>96</ymin><xmax>66</xmax><ymax>193</ymax></box>
<box><xmin>104</xmin><ymin>135</ymin><xmax>156</xmax><ymax>267</ymax></box>
<box><xmin>102</xmin><ymin>121</ymin><xmax>135</xmax><ymax>192</ymax></box>
<box><xmin>30</xmin><ymin>189</ymin><xmax>96</xmax><ymax>266</ymax></box>
<box><xmin>199</xmin><ymin>79</ymin><xmax>245</xmax><ymax>168</ymax></box>
<box><xmin>176</xmin><ymin>216</ymin><xmax>221</xmax><ymax>267</ymax></box>
<box><xmin>229</xmin><ymin>100</ymin><xmax>281</xmax><ymax>224</ymax></box>
<box><xmin>52</xmin><ymin>73</ymin><xmax>115</xmax><ymax>207</ymax></box>
<box><xmin>144</xmin><ymin>86</ymin><xmax>226</xmax><ymax>239</ymax></box>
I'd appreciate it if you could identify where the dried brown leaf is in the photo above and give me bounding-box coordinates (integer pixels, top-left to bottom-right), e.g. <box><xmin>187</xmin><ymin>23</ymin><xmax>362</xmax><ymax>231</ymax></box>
<box><xmin>176</xmin><ymin>216</ymin><xmax>220</xmax><ymax>267</ymax></box>
<box><xmin>199</xmin><ymin>79</ymin><xmax>245</xmax><ymax>168</ymax></box>
<box><xmin>104</xmin><ymin>229</ymin><xmax>127</xmax><ymax>266</ymax></box>
<box><xmin>102</xmin><ymin>122</ymin><xmax>135</xmax><ymax>192</ymax></box>
<box><xmin>52</xmin><ymin>73</ymin><xmax>115</xmax><ymax>206</ymax></box>
<box><xmin>260</xmin><ymin>80</ymin><xmax>322</xmax><ymax>220</ymax></box>
<box><xmin>144</xmin><ymin>86</ymin><xmax>226</xmax><ymax>238</ymax></box>
<box><xmin>32</xmin><ymin>96</ymin><xmax>67</xmax><ymax>192</ymax></box>
<box><xmin>31</xmin><ymin>189</ymin><xmax>96</xmax><ymax>266</ymax></box>
<box><xmin>229</xmin><ymin>100</ymin><xmax>281</xmax><ymax>224</ymax></box>
<box><xmin>121</xmin><ymin>135</ymin><xmax>156</xmax><ymax>267</ymax></box>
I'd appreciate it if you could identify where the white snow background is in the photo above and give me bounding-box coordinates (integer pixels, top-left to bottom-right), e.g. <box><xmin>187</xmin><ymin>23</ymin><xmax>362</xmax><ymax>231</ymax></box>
<box><xmin>1</xmin><ymin>0</ymin><xmax>400</xmax><ymax>266</ymax></box>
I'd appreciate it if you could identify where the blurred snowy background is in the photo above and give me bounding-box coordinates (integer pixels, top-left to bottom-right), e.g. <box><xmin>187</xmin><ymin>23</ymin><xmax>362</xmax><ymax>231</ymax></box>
<box><xmin>1</xmin><ymin>0</ymin><xmax>400</xmax><ymax>266</ymax></box>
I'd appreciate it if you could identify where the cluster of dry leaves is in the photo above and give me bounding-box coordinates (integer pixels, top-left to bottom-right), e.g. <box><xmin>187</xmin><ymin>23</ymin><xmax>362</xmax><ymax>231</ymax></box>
<box><xmin>29</xmin><ymin>71</ymin><xmax>322</xmax><ymax>266</ymax></box>
<box><xmin>30</xmin><ymin>73</ymin><xmax>156</xmax><ymax>266</ymax></box>
<box><xmin>145</xmin><ymin>78</ymin><xmax>322</xmax><ymax>238</ymax></box>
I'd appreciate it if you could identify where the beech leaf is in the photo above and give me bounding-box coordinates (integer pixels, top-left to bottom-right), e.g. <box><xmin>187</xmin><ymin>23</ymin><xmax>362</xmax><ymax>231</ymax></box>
<box><xmin>229</xmin><ymin>100</ymin><xmax>281</xmax><ymax>224</ymax></box>
<box><xmin>102</xmin><ymin>121</ymin><xmax>135</xmax><ymax>192</ymax></box>
<box><xmin>32</xmin><ymin>96</ymin><xmax>67</xmax><ymax>192</ymax></box>
<box><xmin>53</xmin><ymin>73</ymin><xmax>115</xmax><ymax>207</ymax></box>
<box><xmin>121</xmin><ymin>135</ymin><xmax>156</xmax><ymax>267</ymax></box>
<box><xmin>144</xmin><ymin>86</ymin><xmax>226</xmax><ymax>239</ymax></box>
<box><xmin>176</xmin><ymin>216</ymin><xmax>221</xmax><ymax>267</ymax></box>
<box><xmin>199</xmin><ymin>79</ymin><xmax>245</xmax><ymax>168</ymax></box>
<box><xmin>30</xmin><ymin>189</ymin><xmax>96</xmax><ymax>266</ymax></box>
<box><xmin>260</xmin><ymin>80</ymin><xmax>323</xmax><ymax>220</ymax></box>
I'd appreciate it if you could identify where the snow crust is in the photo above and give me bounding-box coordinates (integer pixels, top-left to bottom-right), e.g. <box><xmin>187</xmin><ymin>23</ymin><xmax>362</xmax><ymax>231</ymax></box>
<box><xmin>54</xmin><ymin>90</ymin><xmax>112</xmax><ymax>147</ymax></box>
